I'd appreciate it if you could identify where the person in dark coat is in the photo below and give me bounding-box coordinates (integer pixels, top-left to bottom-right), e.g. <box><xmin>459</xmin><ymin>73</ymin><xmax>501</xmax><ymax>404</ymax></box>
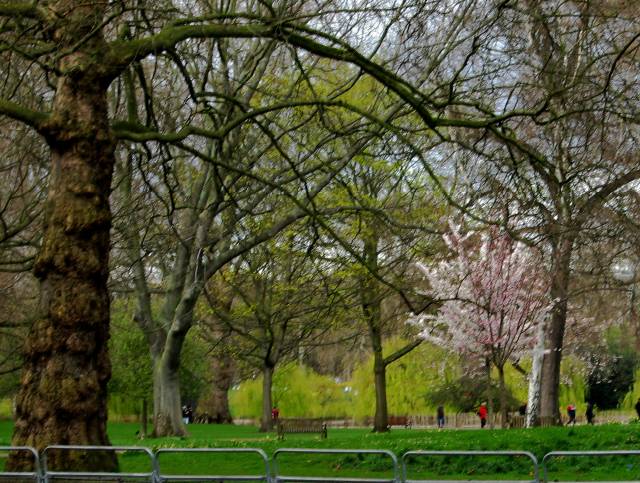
<box><xmin>635</xmin><ymin>398</ymin><xmax>640</xmax><ymax>419</ymax></box>
<box><xmin>437</xmin><ymin>406</ymin><xmax>445</xmax><ymax>428</ymax></box>
<box><xmin>585</xmin><ymin>402</ymin><xmax>595</xmax><ymax>425</ymax></box>
<box><xmin>518</xmin><ymin>403</ymin><xmax>527</xmax><ymax>416</ymax></box>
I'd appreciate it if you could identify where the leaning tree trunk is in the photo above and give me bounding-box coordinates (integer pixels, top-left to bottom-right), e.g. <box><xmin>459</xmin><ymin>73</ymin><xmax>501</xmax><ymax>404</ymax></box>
<box><xmin>260</xmin><ymin>365</ymin><xmax>275</xmax><ymax>432</ymax></box>
<box><xmin>8</xmin><ymin>2</ymin><xmax>117</xmax><ymax>472</ymax></box>
<box><xmin>539</xmin><ymin>239</ymin><xmax>573</xmax><ymax>424</ymax></box>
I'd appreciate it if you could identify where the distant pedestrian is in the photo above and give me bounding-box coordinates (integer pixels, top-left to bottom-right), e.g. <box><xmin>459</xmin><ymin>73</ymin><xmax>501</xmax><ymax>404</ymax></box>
<box><xmin>271</xmin><ymin>406</ymin><xmax>280</xmax><ymax>423</ymax></box>
<box><xmin>181</xmin><ymin>405</ymin><xmax>190</xmax><ymax>425</ymax></box>
<box><xmin>635</xmin><ymin>398</ymin><xmax>640</xmax><ymax>419</ymax></box>
<box><xmin>566</xmin><ymin>404</ymin><xmax>576</xmax><ymax>425</ymax></box>
<box><xmin>437</xmin><ymin>406</ymin><xmax>445</xmax><ymax>428</ymax></box>
<box><xmin>477</xmin><ymin>402</ymin><xmax>488</xmax><ymax>428</ymax></box>
<box><xmin>518</xmin><ymin>403</ymin><xmax>527</xmax><ymax>416</ymax></box>
<box><xmin>585</xmin><ymin>402</ymin><xmax>595</xmax><ymax>425</ymax></box>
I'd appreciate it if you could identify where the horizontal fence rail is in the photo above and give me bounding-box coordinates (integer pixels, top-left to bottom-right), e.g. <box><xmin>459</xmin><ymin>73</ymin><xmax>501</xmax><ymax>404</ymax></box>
<box><xmin>0</xmin><ymin>446</ymin><xmax>40</xmax><ymax>482</ymax></box>
<box><xmin>401</xmin><ymin>450</ymin><xmax>539</xmax><ymax>483</ymax></box>
<box><xmin>155</xmin><ymin>447</ymin><xmax>271</xmax><ymax>482</ymax></box>
<box><xmin>2</xmin><ymin>445</ymin><xmax>639</xmax><ymax>483</ymax></box>
<box><xmin>42</xmin><ymin>445</ymin><xmax>156</xmax><ymax>482</ymax></box>
<box><xmin>542</xmin><ymin>450</ymin><xmax>640</xmax><ymax>483</ymax></box>
<box><xmin>272</xmin><ymin>448</ymin><xmax>399</xmax><ymax>483</ymax></box>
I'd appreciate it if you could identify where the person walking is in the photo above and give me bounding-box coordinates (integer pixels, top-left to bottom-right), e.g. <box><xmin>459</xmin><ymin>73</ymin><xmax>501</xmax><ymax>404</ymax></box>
<box><xmin>477</xmin><ymin>402</ymin><xmax>488</xmax><ymax>428</ymax></box>
<box><xmin>635</xmin><ymin>398</ymin><xmax>640</xmax><ymax>419</ymax></box>
<box><xmin>437</xmin><ymin>406</ymin><xmax>445</xmax><ymax>429</ymax></box>
<box><xmin>566</xmin><ymin>404</ymin><xmax>576</xmax><ymax>425</ymax></box>
<box><xmin>585</xmin><ymin>402</ymin><xmax>595</xmax><ymax>425</ymax></box>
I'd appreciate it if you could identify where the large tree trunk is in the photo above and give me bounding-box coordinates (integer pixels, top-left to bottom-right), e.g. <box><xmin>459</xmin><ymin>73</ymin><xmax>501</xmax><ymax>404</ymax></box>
<box><xmin>373</xmin><ymin>353</ymin><xmax>389</xmax><ymax>432</ymax></box>
<box><xmin>152</xmin><ymin>285</ymin><xmax>202</xmax><ymax>436</ymax></box>
<box><xmin>8</xmin><ymin>1</ymin><xmax>117</xmax><ymax>472</ymax></box>
<box><xmin>152</xmin><ymin>329</ymin><xmax>189</xmax><ymax>437</ymax></box>
<box><xmin>539</xmin><ymin>239</ymin><xmax>573</xmax><ymax>424</ymax></box>
<box><xmin>199</xmin><ymin>354</ymin><xmax>235</xmax><ymax>423</ymax></box>
<box><xmin>260</xmin><ymin>365</ymin><xmax>275</xmax><ymax>432</ymax></box>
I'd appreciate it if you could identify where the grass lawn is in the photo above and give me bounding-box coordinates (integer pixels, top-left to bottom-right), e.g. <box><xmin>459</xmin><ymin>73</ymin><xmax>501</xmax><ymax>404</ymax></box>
<box><xmin>2</xmin><ymin>421</ymin><xmax>640</xmax><ymax>480</ymax></box>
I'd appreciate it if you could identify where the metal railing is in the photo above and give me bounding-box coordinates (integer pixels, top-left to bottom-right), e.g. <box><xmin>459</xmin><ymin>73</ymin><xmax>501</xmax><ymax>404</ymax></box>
<box><xmin>42</xmin><ymin>445</ymin><xmax>155</xmax><ymax>482</ymax></box>
<box><xmin>0</xmin><ymin>446</ymin><xmax>40</xmax><ymax>481</ymax></box>
<box><xmin>155</xmin><ymin>447</ymin><xmax>270</xmax><ymax>482</ymax></box>
<box><xmin>1</xmin><ymin>445</ymin><xmax>639</xmax><ymax>483</ymax></box>
<box><xmin>272</xmin><ymin>448</ymin><xmax>399</xmax><ymax>483</ymax></box>
<box><xmin>401</xmin><ymin>450</ymin><xmax>539</xmax><ymax>483</ymax></box>
<box><xmin>542</xmin><ymin>450</ymin><xmax>640</xmax><ymax>483</ymax></box>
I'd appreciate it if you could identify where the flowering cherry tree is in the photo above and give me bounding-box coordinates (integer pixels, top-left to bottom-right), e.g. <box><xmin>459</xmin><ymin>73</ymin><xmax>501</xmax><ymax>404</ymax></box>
<box><xmin>413</xmin><ymin>225</ymin><xmax>550</xmax><ymax>427</ymax></box>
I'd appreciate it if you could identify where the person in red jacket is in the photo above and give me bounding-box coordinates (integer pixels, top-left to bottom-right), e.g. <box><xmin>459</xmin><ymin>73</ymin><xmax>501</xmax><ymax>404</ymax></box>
<box><xmin>477</xmin><ymin>402</ymin><xmax>488</xmax><ymax>428</ymax></box>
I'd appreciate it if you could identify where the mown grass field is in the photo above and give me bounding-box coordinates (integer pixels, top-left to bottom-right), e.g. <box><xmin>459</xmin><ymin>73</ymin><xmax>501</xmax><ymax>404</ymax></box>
<box><xmin>2</xmin><ymin>421</ymin><xmax>640</xmax><ymax>480</ymax></box>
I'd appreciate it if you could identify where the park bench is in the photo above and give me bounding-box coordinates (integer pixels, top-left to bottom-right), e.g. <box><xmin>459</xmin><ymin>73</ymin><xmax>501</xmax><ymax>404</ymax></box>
<box><xmin>276</xmin><ymin>418</ymin><xmax>327</xmax><ymax>439</ymax></box>
<box><xmin>388</xmin><ymin>415</ymin><xmax>412</xmax><ymax>429</ymax></box>
<box><xmin>365</xmin><ymin>415</ymin><xmax>412</xmax><ymax>429</ymax></box>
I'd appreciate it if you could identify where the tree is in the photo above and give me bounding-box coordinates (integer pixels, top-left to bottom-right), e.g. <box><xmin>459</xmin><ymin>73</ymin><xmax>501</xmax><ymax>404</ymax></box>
<box><xmin>207</xmin><ymin>232</ymin><xmax>341</xmax><ymax>431</ymax></box>
<box><xmin>436</xmin><ymin>0</ymin><xmax>640</xmax><ymax>423</ymax></box>
<box><xmin>414</xmin><ymin>226</ymin><xmax>549</xmax><ymax>428</ymax></box>
<box><xmin>3</xmin><ymin>0</ymin><xmax>636</xmax><ymax>468</ymax></box>
<box><xmin>327</xmin><ymin>155</ymin><xmax>440</xmax><ymax>432</ymax></box>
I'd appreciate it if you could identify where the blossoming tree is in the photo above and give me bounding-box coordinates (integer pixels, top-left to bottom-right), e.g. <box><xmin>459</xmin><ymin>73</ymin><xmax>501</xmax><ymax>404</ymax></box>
<box><xmin>414</xmin><ymin>226</ymin><xmax>549</xmax><ymax>428</ymax></box>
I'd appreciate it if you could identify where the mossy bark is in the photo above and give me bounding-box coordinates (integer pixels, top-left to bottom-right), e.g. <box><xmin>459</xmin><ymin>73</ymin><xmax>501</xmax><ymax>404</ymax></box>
<box><xmin>8</xmin><ymin>0</ymin><xmax>117</xmax><ymax>472</ymax></box>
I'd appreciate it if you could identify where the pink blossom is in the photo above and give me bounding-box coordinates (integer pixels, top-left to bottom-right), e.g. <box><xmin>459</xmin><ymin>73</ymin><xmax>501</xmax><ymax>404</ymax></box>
<box><xmin>412</xmin><ymin>225</ymin><xmax>550</xmax><ymax>368</ymax></box>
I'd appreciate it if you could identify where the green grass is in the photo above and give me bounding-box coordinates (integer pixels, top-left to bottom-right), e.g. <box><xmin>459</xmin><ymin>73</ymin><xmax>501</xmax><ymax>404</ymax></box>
<box><xmin>3</xmin><ymin>422</ymin><xmax>640</xmax><ymax>480</ymax></box>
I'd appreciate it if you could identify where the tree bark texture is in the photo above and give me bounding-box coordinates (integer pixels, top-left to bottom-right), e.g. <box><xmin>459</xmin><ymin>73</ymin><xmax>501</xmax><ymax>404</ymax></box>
<box><xmin>8</xmin><ymin>1</ymin><xmax>117</xmax><ymax>472</ymax></box>
<box><xmin>260</xmin><ymin>365</ymin><xmax>274</xmax><ymax>432</ymax></box>
<box><xmin>199</xmin><ymin>354</ymin><xmax>235</xmax><ymax>423</ymax></box>
<box><xmin>526</xmin><ymin>316</ymin><xmax>547</xmax><ymax>427</ymax></box>
<box><xmin>152</xmin><ymin>331</ymin><xmax>188</xmax><ymax>437</ymax></box>
<box><xmin>361</xmin><ymin>230</ymin><xmax>390</xmax><ymax>432</ymax></box>
<box><xmin>373</xmin><ymin>354</ymin><xmax>389</xmax><ymax>433</ymax></box>
<box><xmin>498</xmin><ymin>365</ymin><xmax>507</xmax><ymax>429</ymax></box>
<box><xmin>539</xmin><ymin>239</ymin><xmax>573</xmax><ymax>424</ymax></box>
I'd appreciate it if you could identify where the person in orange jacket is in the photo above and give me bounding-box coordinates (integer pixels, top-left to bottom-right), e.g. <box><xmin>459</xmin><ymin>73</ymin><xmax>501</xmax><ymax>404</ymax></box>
<box><xmin>477</xmin><ymin>402</ymin><xmax>488</xmax><ymax>428</ymax></box>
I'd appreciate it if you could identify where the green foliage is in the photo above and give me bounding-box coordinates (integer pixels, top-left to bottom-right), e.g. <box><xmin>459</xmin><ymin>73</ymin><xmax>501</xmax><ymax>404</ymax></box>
<box><xmin>108</xmin><ymin>302</ymin><xmax>153</xmax><ymax>417</ymax></box>
<box><xmin>229</xmin><ymin>340</ymin><xmax>591</xmax><ymax>421</ymax></box>
<box><xmin>558</xmin><ymin>355</ymin><xmax>587</xmax><ymax>409</ymax></box>
<box><xmin>351</xmin><ymin>339</ymin><xmax>459</xmax><ymax>418</ymax></box>
<box><xmin>230</xmin><ymin>362</ymin><xmax>352</xmax><ymax>419</ymax></box>
<box><xmin>0</xmin><ymin>399</ymin><xmax>11</xmax><ymax>420</ymax></box>
<box><xmin>108</xmin><ymin>299</ymin><xmax>210</xmax><ymax>418</ymax></box>
<box><xmin>0</xmin><ymin>370</ymin><xmax>19</xmax><ymax>401</ymax></box>
<box><xmin>426</xmin><ymin>374</ymin><xmax>521</xmax><ymax>413</ymax></box>
<box><xmin>586</xmin><ymin>328</ymin><xmax>637</xmax><ymax>409</ymax></box>
<box><xmin>621</xmin><ymin>368</ymin><xmax>640</xmax><ymax>409</ymax></box>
